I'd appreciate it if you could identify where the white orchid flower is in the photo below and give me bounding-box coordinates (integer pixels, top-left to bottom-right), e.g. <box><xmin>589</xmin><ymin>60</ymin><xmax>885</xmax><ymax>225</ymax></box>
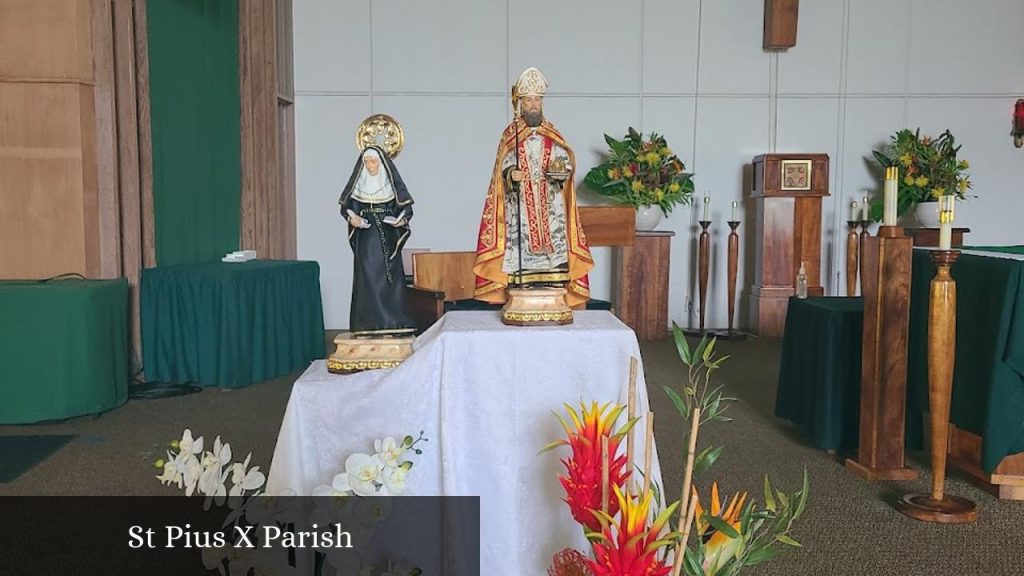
<box><xmin>374</xmin><ymin>437</ymin><xmax>406</xmax><ymax>468</ymax></box>
<box><xmin>244</xmin><ymin>492</ymin><xmax>302</xmax><ymax>528</ymax></box>
<box><xmin>178</xmin><ymin>429</ymin><xmax>203</xmax><ymax>456</ymax></box>
<box><xmin>382</xmin><ymin>466</ymin><xmax>408</xmax><ymax>495</ymax></box>
<box><xmin>183</xmin><ymin>455</ymin><xmax>203</xmax><ymax>496</ymax></box>
<box><xmin>325</xmin><ymin>547</ymin><xmax>363</xmax><ymax>574</ymax></box>
<box><xmin>156</xmin><ymin>452</ymin><xmax>183</xmax><ymax>487</ymax></box>
<box><xmin>345</xmin><ymin>453</ymin><xmax>383</xmax><ymax>496</ymax></box>
<box><xmin>354</xmin><ymin>497</ymin><xmax>393</xmax><ymax>526</ymax></box>
<box><xmin>229</xmin><ymin>453</ymin><xmax>266</xmax><ymax>497</ymax></box>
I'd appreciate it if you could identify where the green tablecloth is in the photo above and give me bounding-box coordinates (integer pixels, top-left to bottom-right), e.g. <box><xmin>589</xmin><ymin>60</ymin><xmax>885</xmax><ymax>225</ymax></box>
<box><xmin>775</xmin><ymin>297</ymin><xmax>865</xmax><ymax>451</ymax></box>
<box><xmin>908</xmin><ymin>248</ymin><xmax>1024</xmax><ymax>473</ymax></box>
<box><xmin>141</xmin><ymin>260</ymin><xmax>326</xmax><ymax>389</ymax></box>
<box><xmin>960</xmin><ymin>245</ymin><xmax>1024</xmax><ymax>255</ymax></box>
<box><xmin>0</xmin><ymin>279</ymin><xmax>128</xmax><ymax>424</ymax></box>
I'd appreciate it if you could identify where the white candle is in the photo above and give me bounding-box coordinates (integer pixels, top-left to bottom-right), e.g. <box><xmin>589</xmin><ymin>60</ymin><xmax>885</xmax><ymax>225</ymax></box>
<box><xmin>883</xmin><ymin>167</ymin><xmax>898</xmax><ymax>226</ymax></box>
<box><xmin>862</xmin><ymin>195</ymin><xmax>870</xmax><ymax>222</ymax></box>
<box><xmin>703</xmin><ymin>196</ymin><xmax>710</xmax><ymax>221</ymax></box>
<box><xmin>851</xmin><ymin>200</ymin><xmax>858</xmax><ymax>221</ymax></box>
<box><xmin>731</xmin><ymin>201</ymin><xmax>739</xmax><ymax>222</ymax></box>
<box><xmin>938</xmin><ymin>196</ymin><xmax>954</xmax><ymax>250</ymax></box>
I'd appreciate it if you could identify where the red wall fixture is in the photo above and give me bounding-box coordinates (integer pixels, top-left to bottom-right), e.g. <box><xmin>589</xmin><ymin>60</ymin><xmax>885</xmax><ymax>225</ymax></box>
<box><xmin>1013</xmin><ymin>99</ymin><xmax>1024</xmax><ymax>148</ymax></box>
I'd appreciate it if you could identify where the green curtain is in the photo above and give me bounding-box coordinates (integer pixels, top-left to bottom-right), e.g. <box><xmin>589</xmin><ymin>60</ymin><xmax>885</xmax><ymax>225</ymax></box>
<box><xmin>148</xmin><ymin>0</ymin><xmax>240</xmax><ymax>265</ymax></box>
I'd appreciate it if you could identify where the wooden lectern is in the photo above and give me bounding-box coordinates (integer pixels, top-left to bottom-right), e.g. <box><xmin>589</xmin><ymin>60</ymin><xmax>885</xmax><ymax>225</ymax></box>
<box><xmin>749</xmin><ymin>153</ymin><xmax>829</xmax><ymax>337</ymax></box>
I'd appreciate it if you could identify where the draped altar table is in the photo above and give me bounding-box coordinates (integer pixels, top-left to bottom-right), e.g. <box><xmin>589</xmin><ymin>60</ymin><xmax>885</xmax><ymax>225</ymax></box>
<box><xmin>141</xmin><ymin>260</ymin><xmax>325</xmax><ymax>389</ymax></box>
<box><xmin>266</xmin><ymin>311</ymin><xmax>664</xmax><ymax>575</ymax></box>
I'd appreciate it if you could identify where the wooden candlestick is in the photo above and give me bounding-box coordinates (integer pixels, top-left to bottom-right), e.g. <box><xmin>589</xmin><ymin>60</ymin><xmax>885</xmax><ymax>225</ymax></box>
<box><xmin>846</xmin><ymin>220</ymin><xmax>859</xmax><ymax>296</ymax></box>
<box><xmin>858</xmin><ymin>220</ymin><xmax>870</xmax><ymax>291</ymax></box>
<box><xmin>897</xmin><ymin>250</ymin><xmax>978</xmax><ymax>523</ymax></box>
<box><xmin>845</xmin><ymin>224</ymin><xmax>917</xmax><ymax>481</ymax></box>
<box><xmin>698</xmin><ymin>220</ymin><xmax>711</xmax><ymax>332</ymax></box>
<box><xmin>727</xmin><ymin>221</ymin><xmax>740</xmax><ymax>333</ymax></box>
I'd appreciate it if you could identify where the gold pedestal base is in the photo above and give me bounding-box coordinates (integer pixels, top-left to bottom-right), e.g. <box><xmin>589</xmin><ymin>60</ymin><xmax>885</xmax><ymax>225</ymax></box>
<box><xmin>327</xmin><ymin>334</ymin><xmax>414</xmax><ymax>374</ymax></box>
<box><xmin>896</xmin><ymin>493</ymin><xmax>978</xmax><ymax>524</ymax></box>
<box><xmin>844</xmin><ymin>458</ymin><xmax>918</xmax><ymax>481</ymax></box>
<box><xmin>501</xmin><ymin>287</ymin><xmax>573</xmax><ymax>326</ymax></box>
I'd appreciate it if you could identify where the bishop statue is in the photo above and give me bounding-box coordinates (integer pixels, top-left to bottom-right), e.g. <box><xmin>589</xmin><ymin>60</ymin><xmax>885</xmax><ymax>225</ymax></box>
<box><xmin>473</xmin><ymin>67</ymin><xmax>593</xmax><ymax>307</ymax></box>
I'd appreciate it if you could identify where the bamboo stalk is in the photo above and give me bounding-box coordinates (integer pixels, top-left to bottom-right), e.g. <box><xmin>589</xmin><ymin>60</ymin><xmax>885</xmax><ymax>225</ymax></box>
<box><xmin>601</xmin><ymin>435</ymin><xmax>610</xmax><ymax>513</ymax></box>
<box><xmin>673</xmin><ymin>493</ymin><xmax>700</xmax><ymax>574</ymax></box>
<box><xmin>642</xmin><ymin>412</ymin><xmax>654</xmax><ymax>500</ymax></box>
<box><xmin>627</xmin><ymin>356</ymin><xmax>638</xmax><ymax>493</ymax></box>
<box><xmin>671</xmin><ymin>407</ymin><xmax>701</xmax><ymax>576</ymax></box>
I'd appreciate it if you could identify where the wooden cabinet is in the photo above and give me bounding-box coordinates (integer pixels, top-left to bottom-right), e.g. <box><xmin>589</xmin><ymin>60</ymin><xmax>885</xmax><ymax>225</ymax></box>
<box><xmin>905</xmin><ymin>227</ymin><xmax>970</xmax><ymax>248</ymax></box>
<box><xmin>613</xmin><ymin>231</ymin><xmax>673</xmax><ymax>341</ymax></box>
<box><xmin>749</xmin><ymin>153</ymin><xmax>829</xmax><ymax>337</ymax></box>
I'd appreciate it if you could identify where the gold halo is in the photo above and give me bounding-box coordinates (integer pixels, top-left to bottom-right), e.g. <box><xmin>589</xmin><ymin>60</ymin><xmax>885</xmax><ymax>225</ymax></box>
<box><xmin>356</xmin><ymin>114</ymin><xmax>404</xmax><ymax>158</ymax></box>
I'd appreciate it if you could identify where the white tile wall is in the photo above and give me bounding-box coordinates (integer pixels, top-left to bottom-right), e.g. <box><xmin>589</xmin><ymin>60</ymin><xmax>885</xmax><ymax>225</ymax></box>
<box><xmin>293</xmin><ymin>0</ymin><xmax>371</xmax><ymax>93</ymax></box>
<box><xmin>295</xmin><ymin>0</ymin><xmax>1024</xmax><ymax>330</ymax></box>
<box><xmin>509</xmin><ymin>0</ymin><xmax>643</xmax><ymax>95</ymax></box>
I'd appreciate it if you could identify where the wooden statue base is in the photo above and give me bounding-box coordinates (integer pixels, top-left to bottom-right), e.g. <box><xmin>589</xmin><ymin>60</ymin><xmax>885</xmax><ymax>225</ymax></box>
<box><xmin>844</xmin><ymin>458</ymin><xmax>918</xmax><ymax>481</ymax></box>
<box><xmin>501</xmin><ymin>287</ymin><xmax>573</xmax><ymax>326</ymax></box>
<box><xmin>327</xmin><ymin>333</ymin><xmax>415</xmax><ymax>374</ymax></box>
<box><xmin>896</xmin><ymin>493</ymin><xmax>978</xmax><ymax>524</ymax></box>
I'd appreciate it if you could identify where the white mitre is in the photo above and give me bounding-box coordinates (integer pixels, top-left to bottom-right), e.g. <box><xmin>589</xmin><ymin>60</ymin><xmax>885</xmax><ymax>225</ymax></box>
<box><xmin>515</xmin><ymin>67</ymin><xmax>548</xmax><ymax>97</ymax></box>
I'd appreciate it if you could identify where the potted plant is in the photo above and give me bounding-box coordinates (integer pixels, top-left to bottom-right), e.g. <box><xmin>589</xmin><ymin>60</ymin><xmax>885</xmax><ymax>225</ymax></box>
<box><xmin>584</xmin><ymin>128</ymin><xmax>695</xmax><ymax>230</ymax></box>
<box><xmin>871</xmin><ymin>128</ymin><xmax>972</xmax><ymax>227</ymax></box>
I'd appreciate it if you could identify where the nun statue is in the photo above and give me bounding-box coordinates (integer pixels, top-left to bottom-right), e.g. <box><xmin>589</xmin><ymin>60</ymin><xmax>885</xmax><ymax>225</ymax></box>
<box><xmin>337</xmin><ymin>145</ymin><xmax>416</xmax><ymax>338</ymax></box>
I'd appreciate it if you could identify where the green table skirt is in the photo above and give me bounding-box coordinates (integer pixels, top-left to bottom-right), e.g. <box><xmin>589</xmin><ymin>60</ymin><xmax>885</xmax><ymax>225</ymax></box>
<box><xmin>141</xmin><ymin>260</ymin><xmax>326</xmax><ymax>389</ymax></box>
<box><xmin>775</xmin><ymin>297</ymin><xmax>865</xmax><ymax>451</ymax></box>
<box><xmin>0</xmin><ymin>279</ymin><xmax>128</xmax><ymax>424</ymax></box>
<box><xmin>908</xmin><ymin>248</ymin><xmax>1024</xmax><ymax>473</ymax></box>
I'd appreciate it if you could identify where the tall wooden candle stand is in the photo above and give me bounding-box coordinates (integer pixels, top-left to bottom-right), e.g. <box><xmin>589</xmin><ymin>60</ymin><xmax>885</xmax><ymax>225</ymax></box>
<box><xmin>845</xmin><ymin>225</ymin><xmax>918</xmax><ymax>481</ymax></box>
<box><xmin>846</xmin><ymin>220</ymin><xmax>859</xmax><ymax>296</ymax></box>
<box><xmin>727</xmin><ymin>221</ymin><xmax>740</xmax><ymax>333</ymax></box>
<box><xmin>896</xmin><ymin>250</ymin><xmax>978</xmax><ymax>523</ymax></box>
<box><xmin>858</xmin><ymin>220</ymin><xmax>870</xmax><ymax>291</ymax></box>
<box><xmin>698</xmin><ymin>220</ymin><xmax>711</xmax><ymax>333</ymax></box>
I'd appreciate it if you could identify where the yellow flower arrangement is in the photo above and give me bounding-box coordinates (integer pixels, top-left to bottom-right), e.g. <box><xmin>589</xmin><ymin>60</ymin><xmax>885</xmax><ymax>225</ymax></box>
<box><xmin>584</xmin><ymin>128</ymin><xmax>695</xmax><ymax>216</ymax></box>
<box><xmin>872</xmin><ymin>128</ymin><xmax>973</xmax><ymax>220</ymax></box>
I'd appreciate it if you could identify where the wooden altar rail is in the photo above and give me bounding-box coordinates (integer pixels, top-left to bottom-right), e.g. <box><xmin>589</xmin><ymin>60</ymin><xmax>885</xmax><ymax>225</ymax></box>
<box><xmin>946</xmin><ymin>425</ymin><xmax>1024</xmax><ymax>500</ymax></box>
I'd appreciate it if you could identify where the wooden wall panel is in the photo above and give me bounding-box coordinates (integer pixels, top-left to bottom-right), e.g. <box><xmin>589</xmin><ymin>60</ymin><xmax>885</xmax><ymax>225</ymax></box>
<box><xmin>0</xmin><ymin>83</ymin><xmax>91</xmax><ymax>278</ymax></box>
<box><xmin>240</xmin><ymin>0</ymin><xmax>292</xmax><ymax>261</ymax></box>
<box><xmin>91</xmin><ymin>0</ymin><xmax>121</xmax><ymax>279</ymax></box>
<box><xmin>0</xmin><ymin>0</ymin><xmax>94</xmax><ymax>82</ymax></box>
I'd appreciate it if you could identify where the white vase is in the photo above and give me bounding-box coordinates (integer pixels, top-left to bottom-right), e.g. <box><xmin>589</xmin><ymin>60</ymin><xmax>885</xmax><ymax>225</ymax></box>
<box><xmin>635</xmin><ymin>206</ymin><xmax>662</xmax><ymax>231</ymax></box>
<box><xmin>914</xmin><ymin>201</ymin><xmax>941</xmax><ymax>228</ymax></box>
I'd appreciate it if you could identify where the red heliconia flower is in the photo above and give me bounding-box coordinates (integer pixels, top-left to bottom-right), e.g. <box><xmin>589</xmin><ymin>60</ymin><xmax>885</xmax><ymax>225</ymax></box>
<box><xmin>587</xmin><ymin>485</ymin><xmax>679</xmax><ymax>576</ymax></box>
<box><xmin>543</xmin><ymin>401</ymin><xmax>636</xmax><ymax>533</ymax></box>
<box><xmin>548</xmin><ymin>548</ymin><xmax>594</xmax><ymax>576</ymax></box>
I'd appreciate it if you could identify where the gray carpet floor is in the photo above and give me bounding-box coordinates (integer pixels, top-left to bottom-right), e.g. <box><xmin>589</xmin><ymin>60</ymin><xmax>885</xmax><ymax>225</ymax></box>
<box><xmin>2</xmin><ymin>335</ymin><xmax>1022</xmax><ymax>575</ymax></box>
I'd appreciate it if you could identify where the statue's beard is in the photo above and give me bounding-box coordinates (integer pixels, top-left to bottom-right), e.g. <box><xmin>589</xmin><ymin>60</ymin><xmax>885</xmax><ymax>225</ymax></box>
<box><xmin>523</xmin><ymin>109</ymin><xmax>543</xmax><ymax>127</ymax></box>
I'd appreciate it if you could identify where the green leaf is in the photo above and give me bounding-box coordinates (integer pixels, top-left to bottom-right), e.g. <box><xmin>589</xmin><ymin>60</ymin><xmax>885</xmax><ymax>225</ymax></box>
<box><xmin>537</xmin><ymin>440</ymin><xmax>565</xmax><ymax>454</ymax></box>
<box><xmin>794</xmin><ymin>469</ymin><xmax>810</xmax><ymax>519</ymax></box>
<box><xmin>684</xmin><ymin>546</ymin><xmax>705</xmax><ymax>576</ymax></box>
<box><xmin>776</xmin><ymin>490</ymin><xmax>789</xmax><ymax>509</ymax></box>
<box><xmin>664</xmin><ymin>385</ymin><xmax>690</xmax><ymax>421</ymax></box>
<box><xmin>743</xmin><ymin>547</ymin><xmax>779</xmax><ymax>566</ymax></box>
<box><xmin>704</xmin><ymin>514</ymin><xmax>740</xmax><ymax>539</ymax></box>
<box><xmin>693</xmin><ymin>336</ymin><xmax>709</xmax><ymax>367</ymax></box>
<box><xmin>693</xmin><ymin>445</ymin><xmax>723</xmax><ymax>475</ymax></box>
<box><xmin>763</xmin><ymin>476</ymin><xmax>776</xmax><ymax>512</ymax></box>
<box><xmin>702</xmin><ymin>337</ymin><xmax>718</xmax><ymax>364</ymax></box>
<box><xmin>777</xmin><ymin>535</ymin><xmax>802</xmax><ymax>547</ymax></box>
<box><xmin>872</xmin><ymin>150</ymin><xmax>894</xmax><ymax>167</ymax></box>
<box><xmin>672</xmin><ymin>323</ymin><xmax>691</xmax><ymax>364</ymax></box>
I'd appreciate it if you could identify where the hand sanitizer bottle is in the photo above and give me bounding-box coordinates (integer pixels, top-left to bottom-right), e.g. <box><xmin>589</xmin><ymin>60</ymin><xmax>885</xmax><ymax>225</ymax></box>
<box><xmin>796</xmin><ymin>262</ymin><xmax>808</xmax><ymax>299</ymax></box>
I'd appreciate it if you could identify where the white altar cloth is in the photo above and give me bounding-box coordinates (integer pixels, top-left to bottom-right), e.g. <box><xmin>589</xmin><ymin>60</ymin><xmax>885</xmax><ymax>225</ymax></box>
<box><xmin>266</xmin><ymin>311</ymin><xmax>664</xmax><ymax>575</ymax></box>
